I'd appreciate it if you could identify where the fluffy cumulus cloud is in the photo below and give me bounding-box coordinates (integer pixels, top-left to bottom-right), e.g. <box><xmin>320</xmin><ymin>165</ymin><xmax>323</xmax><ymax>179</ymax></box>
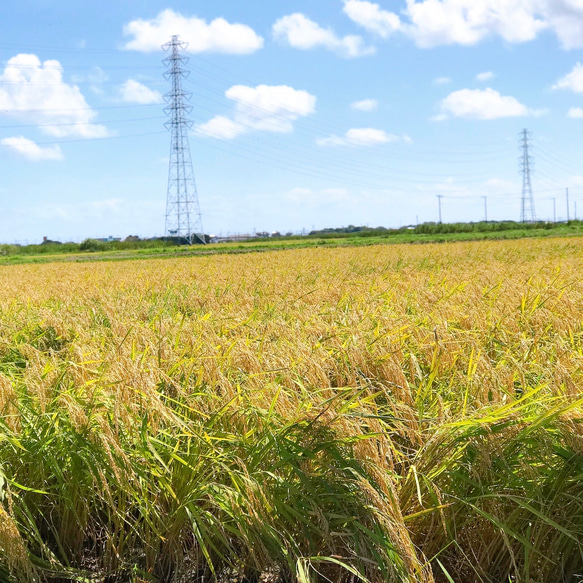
<box><xmin>351</xmin><ymin>98</ymin><xmax>379</xmax><ymax>111</ymax></box>
<box><xmin>342</xmin><ymin>0</ymin><xmax>401</xmax><ymax>37</ymax></box>
<box><xmin>195</xmin><ymin>116</ymin><xmax>243</xmax><ymax>140</ymax></box>
<box><xmin>317</xmin><ymin>128</ymin><xmax>400</xmax><ymax>146</ymax></box>
<box><xmin>120</xmin><ymin>79</ymin><xmax>163</xmax><ymax>104</ymax></box>
<box><xmin>1</xmin><ymin>137</ymin><xmax>63</xmax><ymax>161</ymax></box>
<box><xmin>196</xmin><ymin>84</ymin><xmax>316</xmax><ymax>139</ymax></box>
<box><xmin>0</xmin><ymin>54</ymin><xmax>109</xmax><ymax>138</ymax></box>
<box><xmin>272</xmin><ymin>13</ymin><xmax>374</xmax><ymax>58</ymax></box>
<box><xmin>402</xmin><ymin>0</ymin><xmax>546</xmax><ymax>47</ymax></box>
<box><xmin>343</xmin><ymin>0</ymin><xmax>583</xmax><ymax>49</ymax></box>
<box><xmin>553</xmin><ymin>63</ymin><xmax>583</xmax><ymax>92</ymax></box>
<box><xmin>123</xmin><ymin>9</ymin><xmax>264</xmax><ymax>54</ymax></box>
<box><xmin>437</xmin><ymin>88</ymin><xmax>536</xmax><ymax>120</ymax></box>
<box><xmin>438</xmin><ymin>89</ymin><xmax>519</xmax><ymax>120</ymax></box>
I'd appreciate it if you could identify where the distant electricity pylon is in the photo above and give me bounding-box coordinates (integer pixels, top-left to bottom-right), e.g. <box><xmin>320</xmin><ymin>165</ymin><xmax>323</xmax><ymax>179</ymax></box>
<box><xmin>519</xmin><ymin>129</ymin><xmax>536</xmax><ymax>223</ymax></box>
<box><xmin>162</xmin><ymin>35</ymin><xmax>205</xmax><ymax>244</ymax></box>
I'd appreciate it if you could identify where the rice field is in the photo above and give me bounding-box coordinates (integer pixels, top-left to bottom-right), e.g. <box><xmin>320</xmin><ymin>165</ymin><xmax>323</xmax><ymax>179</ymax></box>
<box><xmin>1</xmin><ymin>238</ymin><xmax>582</xmax><ymax>583</ymax></box>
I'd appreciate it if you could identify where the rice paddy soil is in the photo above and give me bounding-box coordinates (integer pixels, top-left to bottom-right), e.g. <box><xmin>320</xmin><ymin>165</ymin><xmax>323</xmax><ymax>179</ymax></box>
<box><xmin>1</xmin><ymin>238</ymin><xmax>582</xmax><ymax>582</ymax></box>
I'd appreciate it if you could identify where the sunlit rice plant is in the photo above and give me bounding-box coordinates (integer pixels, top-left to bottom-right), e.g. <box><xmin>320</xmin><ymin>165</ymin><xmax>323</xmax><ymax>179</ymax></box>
<box><xmin>0</xmin><ymin>238</ymin><xmax>582</xmax><ymax>582</ymax></box>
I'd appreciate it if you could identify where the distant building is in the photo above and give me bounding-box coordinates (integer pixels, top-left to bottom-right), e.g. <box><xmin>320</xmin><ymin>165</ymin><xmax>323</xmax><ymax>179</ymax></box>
<box><xmin>41</xmin><ymin>236</ymin><xmax>62</xmax><ymax>245</ymax></box>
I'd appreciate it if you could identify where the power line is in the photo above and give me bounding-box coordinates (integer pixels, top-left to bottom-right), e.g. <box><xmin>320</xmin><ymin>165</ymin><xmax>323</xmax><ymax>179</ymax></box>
<box><xmin>0</xmin><ymin>103</ymin><xmax>160</xmax><ymax>114</ymax></box>
<box><xmin>0</xmin><ymin>43</ymin><xmax>123</xmax><ymax>53</ymax></box>
<box><xmin>183</xmin><ymin>75</ymin><xmax>515</xmax><ymax>163</ymax></box>
<box><xmin>0</xmin><ymin>63</ymin><xmax>163</xmax><ymax>71</ymax></box>
<box><xmin>2</xmin><ymin>44</ymin><xmax>582</xmax><ymax>224</ymax></box>
<box><xmin>536</xmin><ymin>143</ymin><xmax>582</xmax><ymax>177</ymax></box>
<box><xmin>0</xmin><ymin>115</ymin><xmax>164</xmax><ymax>129</ymax></box>
<box><xmin>0</xmin><ymin>130</ymin><xmax>166</xmax><ymax>148</ymax></box>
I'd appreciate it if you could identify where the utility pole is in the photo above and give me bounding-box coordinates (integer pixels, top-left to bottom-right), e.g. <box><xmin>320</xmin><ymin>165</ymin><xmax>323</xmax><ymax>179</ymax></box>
<box><xmin>163</xmin><ymin>35</ymin><xmax>205</xmax><ymax>245</ymax></box>
<box><xmin>566</xmin><ymin>188</ymin><xmax>570</xmax><ymax>222</ymax></box>
<box><xmin>553</xmin><ymin>198</ymin><xmax>556</xmax><ymax>223</ymax></box>
<box><xmin>483</xmin><ymin>196</ymin><xmax>488</xmax><ymax>222</ymax></box>
<box><xmin>437</xmin><ymin>195</ymin><xmax>443</xmax><ymax>224</ymax></box>
<box><xmin>519</xmin><ymin>129</ymin><xmax>536</xmax><ymax>223</ymax></box>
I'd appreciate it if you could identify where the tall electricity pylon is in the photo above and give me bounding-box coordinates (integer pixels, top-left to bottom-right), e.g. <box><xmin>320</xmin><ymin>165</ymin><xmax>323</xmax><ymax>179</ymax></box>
<box><xmin>163</xmin><ymin>35</ymin><xmax>205</xmax><ymax>244</ymax></box>
<box><xmin>519</xmin><ymin>129</ymin><xmax>536</xmax><ymax>223</ymax></box>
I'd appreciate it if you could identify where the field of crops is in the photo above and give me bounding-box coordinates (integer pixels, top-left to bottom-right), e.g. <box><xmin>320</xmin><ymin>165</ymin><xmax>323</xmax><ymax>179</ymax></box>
<box><xmin>1</xmin><ymin>238</ymin><xmax>582</xmax><ymax>582</ymax></box>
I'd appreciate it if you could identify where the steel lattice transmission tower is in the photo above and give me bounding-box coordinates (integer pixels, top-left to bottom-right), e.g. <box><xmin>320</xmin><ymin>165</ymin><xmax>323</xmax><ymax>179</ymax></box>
<box><xmin>162</xmin><ymin>35</ymin><xmax>205</xmax><ymax>244</ymax></box>
<box><xmin>519</xmin><ymin>129</ymin><xmax>536</xmax><ymax>223</ymax></box>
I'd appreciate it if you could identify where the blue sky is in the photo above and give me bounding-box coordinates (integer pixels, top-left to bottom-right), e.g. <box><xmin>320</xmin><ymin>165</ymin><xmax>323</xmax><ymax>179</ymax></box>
<box><xmin>2</xmin><ymin>0</ymin><xmax>583</xmax><ymax>243</ymax></box>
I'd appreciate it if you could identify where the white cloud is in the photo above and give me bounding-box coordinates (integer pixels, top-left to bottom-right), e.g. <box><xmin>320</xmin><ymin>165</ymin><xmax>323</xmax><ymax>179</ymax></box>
<box><xmin>123</xmin><ymin>9</ymin><xmax>264</xmax><ymax>54</ymax></box>
<box><xmin>351</xmin><ymin>98</ymin><xmax>379</xmax><ymax>111</ymax></box>
<box><xmin>196</xmin><ymin>115</ymin><xmax>245</xmax><ymax>140</ymax></box>
<box><xmin>439</xmin><ymin>88</ymin><xmax>533</xmax><ymax>120</ymax></box>
<box><xmin>0</xmin><ymin>54</ymin><xmax>109</xmax><ymax>138</ymax></box>
<box><xmin>272</xmin><ymin>13</ymin><xmax>374</xmax><ymax>58</ymax></box>
<box><xmin>553</xmin><ymin>63</ymin><xmax>583</xmax><ymax>92</ymax></box>
<box><xmin>403</xmin><ymin>0</ymin><xmax>546</xmax><ymax>48</ymax></box>
<box><xmin>120</xmin><ymin>79</ymin><xmax>163</xmax><ymax>104</ymax></box>
<box><xmin>342</xmin><ymin>0</ymin><xmax>402</xmax><ymax>38</ymax></box>
<box><xmin>434</xmin><ymin>76</ymin><xmax>452</xmax><ymax>85</ymax></box>
<box><xmin>568</xmin><ymin>107</ymin><xmax>583</xmax><ymax>118</ymax></box>
<box><xmin>317</xmin><ymin>128</ymin><xmax>400</xmax><ymax>146</ymax></box>
<box><xmin>542</xmin><ymin>2</ymin><xmax>583</xmax><ymax>49</ymax></box>
<box><xmin>1</xmin><ymin>137</ymin><xmax>63</xmax><ymax>161</ymax></box>
<box><xmin>196</xmin><ymin>85</ymin><xmax>316</xmax><ymax>139</ymax></box>
<box><xmin>476</xmin><ymin>71</ymin><xmax>494</xmax><ymax>81</ymax></box>
<box><xmin>344</xmin><ymin>0</ymin><xmax>583</xmax><ymax>50</ymax></box>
